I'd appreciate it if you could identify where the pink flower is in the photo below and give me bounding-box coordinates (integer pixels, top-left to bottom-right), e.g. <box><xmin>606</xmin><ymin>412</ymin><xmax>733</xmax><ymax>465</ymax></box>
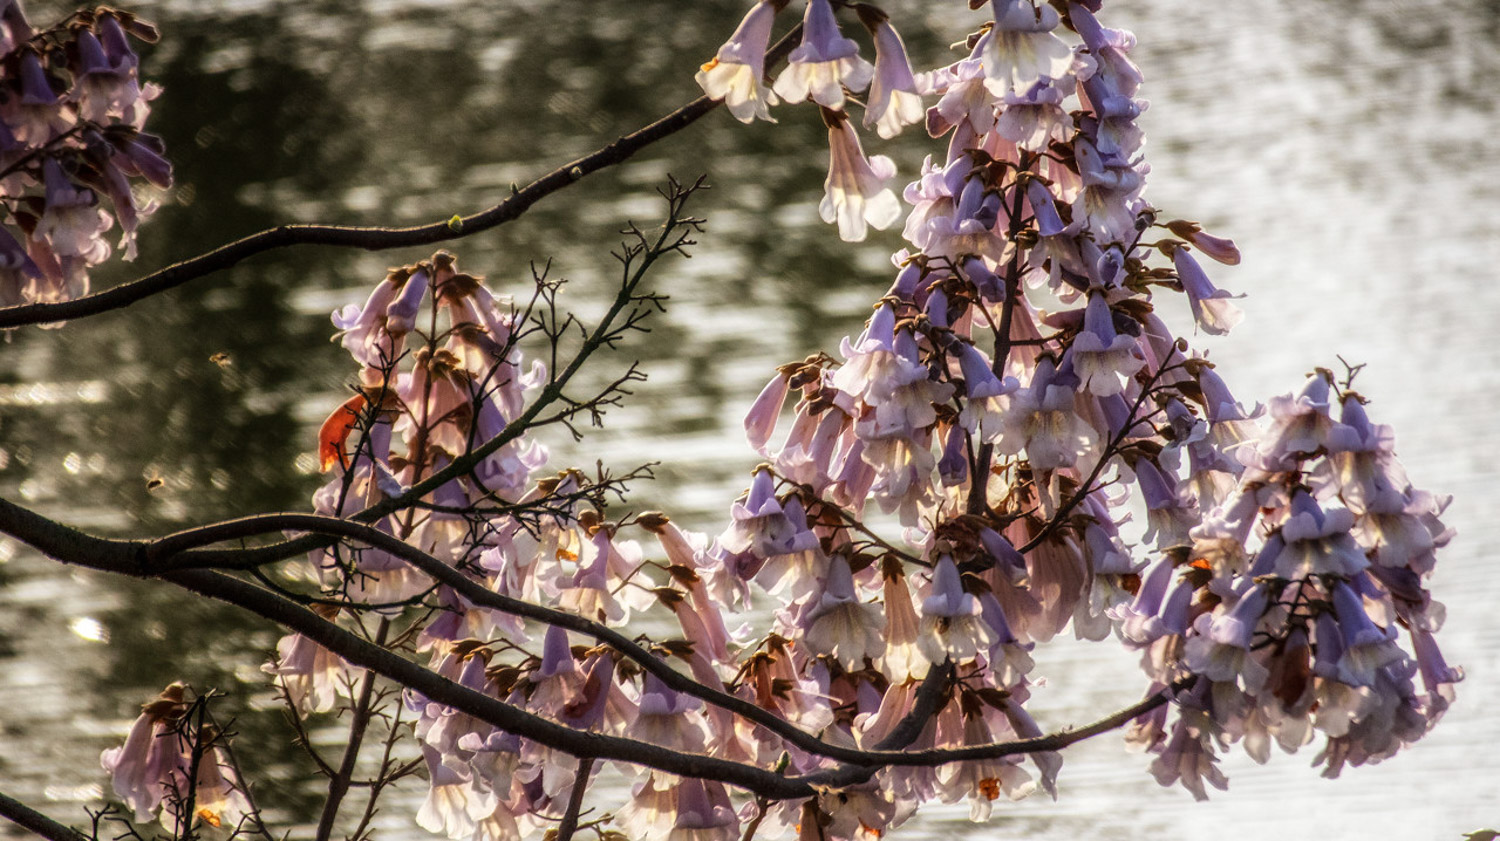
<box><xmin>1184</xmin><ymin>583</ymin><xmax>1270</xmax><ymax>689</ymax></box>
<box><xmin>558</xmin><ymin>528</ymin><xmax>626</xmax><ymax>623</ymax></box>
<box><xmin>265</xmin><ymin>630</ymin><xmax>350</xmax><ymax>714</ymax></box>
<box><xmin>1328</xmin><ymin>579</ymin><xmax>1402</xmax><ymax>688</ymax></box>
<box><xmin>1166</xmin><ymin>219</ymin><xmax>1241</xmax><ymax>265</ymax></box>
<box><xmin>996</xmin><ymin>80</ymin><xmax>1073</xmax><ymax>152</ymax></box>
<box><xmin>0</xmin><ymin>225</ymin><xmax>40</xmax><ymax>307</ymax></box>
<box><xmin>332</xmin><ymin>272</ymin><xmax>404</xmax><ymax>367</ymax></box>
<box><xmin>995</xmin><ymin>355</ymin><xmax>1093</xmax><ymax>469</ymax></box>
<box><xmin>918</xmin><ymin>555</ymin><xmax>996</xmax><ymax>664</ymax></box>
<box><xmin>635</xmin><ymin>673</ymin><xmax>709</xmax><ymax>755</ymax></box>
<box><xmin>1256</xmin><ymin>491</ymin><xmax>1369</xmax><ymax>580</ymax></box>
<box><xmin>744</xmin><ymin>370</ymin><xmax>791</xmax><ymax>454</ymax></box>
<box><xmin>934</xmin><ymin>704</ymin><xmax>1036</xmax><ymax>818</ymax></box>
<box><xmin>879</xmin><ymin>560</ymin><xmax>928</xmax><ymax>679</ymax></box>
<box><xmin>414</xmin><ymin>743</ymin><xmax>486</xmax><ymax>839</ymax></box>
<box><xmin>7</xmin><ymin>51</ymin><xmax>73</xmax><ymax>144</ymax></box>
<box><xmin>799</xmin><ymin>555</ymin><xmax>884</xmax><ymax>668</ymax></box>
<box><xmin>980</xmin><ymin>0</ymin><xmax>1076</xmax><ymax>96</ymax></box>
<box><xmin>669</xmin><ymin>778</ymin><xmax>738</xmax><ymax>841</ymax></box>
<box><xmin>101</xmin><ymin>688</ymin><xmax>185</xmax><ymax>821</ymax></box>
<box><xmin>1072</xmin><ymin>137</ymin><xmax>1144</xmax><ymax>244</ymax></box>
<box><xmin>1171</xmin><ymin>245</ymin><xmax>1243</xmax><ymax>335</ymax></box>
<box><xmin>772</xmin><ymin>0</ymin><xmax>873</xmax><ymax>109</ymax></box>
<box><xmin>858</xmin><ymin>9</ymin><xmax>925</xmax><ymax>139</ymax></box>
<box><xmin>820</xmin><ymin>111</ymin><xmax>900</xmax><ymax>242</ymax></box>
<box><xmin>696</xmin><ymin>0</ymin><xmax>782</xmax><ymax>123</ymax></box>
<box><xmin>384</xmin><ymin>265</ymin><xmax>431</xmax><ymax>337</ymax></box>
<box><xmin>35</xmin><ymin>159</ymin><xmax>112</xmax><ymax>263</ymax></box>
<box><xmin>1148</xmin><ymin>710</ymin><xmax>1228</xmax><ymax>801</ymax></box>
<box><xmin>100</xmin><ymin>684</ymin><xmax>250</xmax><ymax>827</ymax></box>
<box><xmin>1254</xmin><ymin>371</ymin><xmax>1336</xmax><ymax>468</ymax></box>
<box><xmin>927</xmin><ymin>57</ymin><xmax>999</xmax><ymax>137</ymax></box>
<box><xmin>1134</xmin><ymin>457</ymin><xmax>1200</xmax><ymax>551</ymax></box>
<box><xmin>1067</xmin><ymin>292</ymin><xmax>1144</xmax><ymax>397</ymax></box>
<box><xmin>72</xmin><ymin>24</ymin><xmax>143</xmax><ymax>124</ymax></box>
<box><xmin>717</xmin><ymin>468</ymin><xmax>822</xmax><ymax>593</ymax></box>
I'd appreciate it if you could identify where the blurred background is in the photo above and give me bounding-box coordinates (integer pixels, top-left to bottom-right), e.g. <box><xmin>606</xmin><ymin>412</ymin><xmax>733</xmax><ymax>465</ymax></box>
<box><xmin>0</xmin><ymin>0</ymin><xmax>1495</xmax><ymax>838</ymax></box>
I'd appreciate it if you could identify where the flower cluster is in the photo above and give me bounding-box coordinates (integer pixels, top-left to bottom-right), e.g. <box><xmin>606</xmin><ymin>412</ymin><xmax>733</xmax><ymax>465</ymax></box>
<box><xmin>702</xmin><ymin>0</ymin><xmax>1459</xmax><ymax>817</ymax></box>
<box><xmin>0</xmin><ymin>0</ymin><xmax>170</xmax><ymax>311</ymax></box>
<box><xmin>92</xmin><ymin>2</ymin><xmax>1460</xmax><ymax>839</ymax></box>
<box><xmin>99</xmin><ymin>683</ymin><xmax>251</xmax><ymax>829</ymax></box>
<box><xmin>697</xmin><ymin>0</ymin><xmax>923</xmax><ymax>241</ymax></box>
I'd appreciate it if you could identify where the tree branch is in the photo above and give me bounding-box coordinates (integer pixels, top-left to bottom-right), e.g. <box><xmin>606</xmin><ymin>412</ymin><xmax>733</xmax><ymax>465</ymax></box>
<box><xmin>160</xmin><ymin>565</ymin><xmax>815</xmax><ymax>800</ymax></box>
<box><xmin>0</xmin><ymin>790</ymin><xmax>91</xmax><ymax>841</ymax></box>
<box><xmin>0</xmin><ymin>25</ymin><xmax>803</xmax><ymax>330</ymax></box>
<box><xmin>554</xmin><ymin>758</ymin><xmax>595</xmax><ymax>841</ymax></box>
<box><xmin>142</xmin><ymin>511</ymin><xmax>905</xmax><ymax>767</ymax></box>
<box><xmin>314</xmin><ymin>619</ymin><xmax>391</xmax><ymax>841</ymax></box>
<box><xmin>0</xmin><ymin>492</ymin><xmax>1180</xmax><ymax>786</ymax></box>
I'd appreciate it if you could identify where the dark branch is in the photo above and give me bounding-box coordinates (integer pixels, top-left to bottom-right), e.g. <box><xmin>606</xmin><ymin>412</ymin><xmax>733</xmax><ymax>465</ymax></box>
<box><xmin>0</xmin><ymin>790</ymin><xmax>91</xmax><ymax>841</ymax></box>
<box><xmin>0</xmin><ymin>493</ymin><xmax>1177</xmax><ymax>785</ymax></box>
<box><xmin>0</xmin><ymin>26</ymin><xmax>803</xmax><ymax>329</ymax></box>
<box><xmin>161</xmin><ymin>565</ymin><xmax>815</xmax><ymax>800</ymax></box>
<box><xmin>554</xmin><ymin>758</ymin><xmax>595</xmax><ymax>841</ymax></box>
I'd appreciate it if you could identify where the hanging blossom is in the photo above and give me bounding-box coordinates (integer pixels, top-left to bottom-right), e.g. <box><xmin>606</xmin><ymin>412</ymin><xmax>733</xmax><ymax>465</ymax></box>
<box><xmin>980</xmin><ymin>0</ymin><xmax>1076</xmax><ymax>96</ymax></box>
<box><xmin>856</xmin><ymin>4</ymin><xmax>925</xmax><ymax>139</ymax></box>
<box><xmin>0</xmin><ymin>6</ymin><xmax>170</xmax><ymax>310</ymax></box>
<box><xmin>771</xmin><ymin>0</ymin><xmax>873</xmax><ymax>110</ymax></box>
<box><xmin>100</xmin><ymin>684</ymin><xmax>251</xmax><ymax>827</ymax></box>
<box><xmin>696</xmin><ymin>0</ymin><xmax>786</xmax><ymax>123</ymax></box>
<box><xmin>820</xmin><ymin>107</ymin><xmax>900</xmax><ymax>242</ymax></box>
<box><xmin>1167</xmin><ymin>242</ymin><xmax>1243</xmax><ymax>335</ymax></box>
<box><xmin>707</xmin><ymin>0</ymin><xmax>1458</xmax><ymax>820</ymax></box>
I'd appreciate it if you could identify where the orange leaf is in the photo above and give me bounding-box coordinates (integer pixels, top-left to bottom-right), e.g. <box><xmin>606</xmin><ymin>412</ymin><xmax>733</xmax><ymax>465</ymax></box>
<box><xmin>318</xmin><ymin>393</ymin><xmax>368</xmax><ymax>472</ymax></box>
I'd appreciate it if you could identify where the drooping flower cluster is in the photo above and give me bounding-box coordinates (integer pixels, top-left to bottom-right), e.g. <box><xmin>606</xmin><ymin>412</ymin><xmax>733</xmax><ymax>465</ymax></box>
<box><xmin>90</xmin><ymin>2</ymin><xmax>1461</xmax><ymax>839</ymax></box>
<box><xmin>0</xmin><ymin>0</ymin><xmax>170</xmax><ymax>311</ymax></box>
<box><xmin>701</xmin><ymin>0</ymin><xmax>1459</xmax><ymax>818</ymax></box>
<box><xmin>696</xmin><ymin>0</ymin><xmax>923</xmax><ymax>242</ymax></box>
<box><xmin>99</xmin><ymin>683</ymin><xmax>251</xmax><ymax>828</ymax></box>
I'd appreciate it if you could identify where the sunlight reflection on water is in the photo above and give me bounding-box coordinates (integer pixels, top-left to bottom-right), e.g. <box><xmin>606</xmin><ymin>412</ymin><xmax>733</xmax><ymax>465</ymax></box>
<box><xmin>0</xmin><ymin>0</ymin><xmax>1497</xmax><ymax>838</ymax></box>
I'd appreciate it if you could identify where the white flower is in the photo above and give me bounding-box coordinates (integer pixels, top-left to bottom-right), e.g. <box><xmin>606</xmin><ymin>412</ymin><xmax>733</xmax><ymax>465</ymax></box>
<box><xmin>801</xmin><ymin>555</ymin><xmax>885</xmax><ymax>668</ymax></box>
<box><xmin>820</xmin><ymin>114</ymin><xmax>900</xmax><ymax>242</ymax></box>
<box><xmin>772</xmin><ymin>0</ymin><xmax>873</xmax><ymax>109</ymax></box>
<box><xmin>980</xmin><ymin>0</ymin><xmax>1076</xmax><ymax>96</ymax></box>
<box><xmin>1068</xmin><ymin>292</ymin><xmax>1144</xmax><ymax>397</ymax></box>
<box><xmin>695</xmin><ymin>0</ymin><xmax>780</xmax><ymax>123</ymax></box>
<box><xmin>861</xmin><ymin>12</ymin><xmax>925</xmax><ymax>138</ymax></box>
<box><xmin>918</xmin><ymin>555</ymin><xmax>997</xmax><ymax>664</ymax></box>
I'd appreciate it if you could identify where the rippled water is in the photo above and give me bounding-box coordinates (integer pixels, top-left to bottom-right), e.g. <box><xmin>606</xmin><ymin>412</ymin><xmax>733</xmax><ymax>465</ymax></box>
<box><xmin>1</xmin><ymin>0</ymin><xmax>1497</xmax><ymax>839</ymax></box>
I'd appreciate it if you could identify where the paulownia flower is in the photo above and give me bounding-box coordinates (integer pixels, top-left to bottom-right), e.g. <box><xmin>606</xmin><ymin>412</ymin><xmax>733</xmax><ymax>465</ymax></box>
<box><xmin>772</xmin><ymin>0</ymin><xmax>873</xmax><ymax>109</ymax></box>
<box><xmin>820</xmin><ymin>109</ymin><xmax>900</xmax><ymax>242</ymax></box>
<box><xmin>696</xmin><ymin>0</ymin><xmax>783</xmax><ymax>123</ymax></box>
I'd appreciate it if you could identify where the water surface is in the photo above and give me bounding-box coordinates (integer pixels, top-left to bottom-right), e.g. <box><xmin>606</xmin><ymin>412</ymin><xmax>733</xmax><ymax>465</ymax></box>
<box><xmin>0</xmin><ymin>1</ymin><xmax>1496</xmax><ymax>838</ymax></box>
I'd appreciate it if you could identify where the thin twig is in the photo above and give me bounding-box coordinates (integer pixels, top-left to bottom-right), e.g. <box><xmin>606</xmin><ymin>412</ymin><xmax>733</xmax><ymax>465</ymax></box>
<box><xmin>160</xmin><ymin>180</ymin><xmax>705</xmax><ymax>572</ymax></box>
<box><xmin>554</xmin><ymin>758</ymin><xmax>595</xmax><ymax>841</ymax></box>
<box><xmin>314</xmin><ymin>619</ymin><xmax>391</xmax><ymax>841</ymax></box>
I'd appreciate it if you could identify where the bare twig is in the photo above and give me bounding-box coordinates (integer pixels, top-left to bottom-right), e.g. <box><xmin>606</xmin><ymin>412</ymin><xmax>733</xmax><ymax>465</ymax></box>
<box><xmin>314</xmin><ymin>619</ymin><xmax>392</xmax><ymax>841</ymax></box>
